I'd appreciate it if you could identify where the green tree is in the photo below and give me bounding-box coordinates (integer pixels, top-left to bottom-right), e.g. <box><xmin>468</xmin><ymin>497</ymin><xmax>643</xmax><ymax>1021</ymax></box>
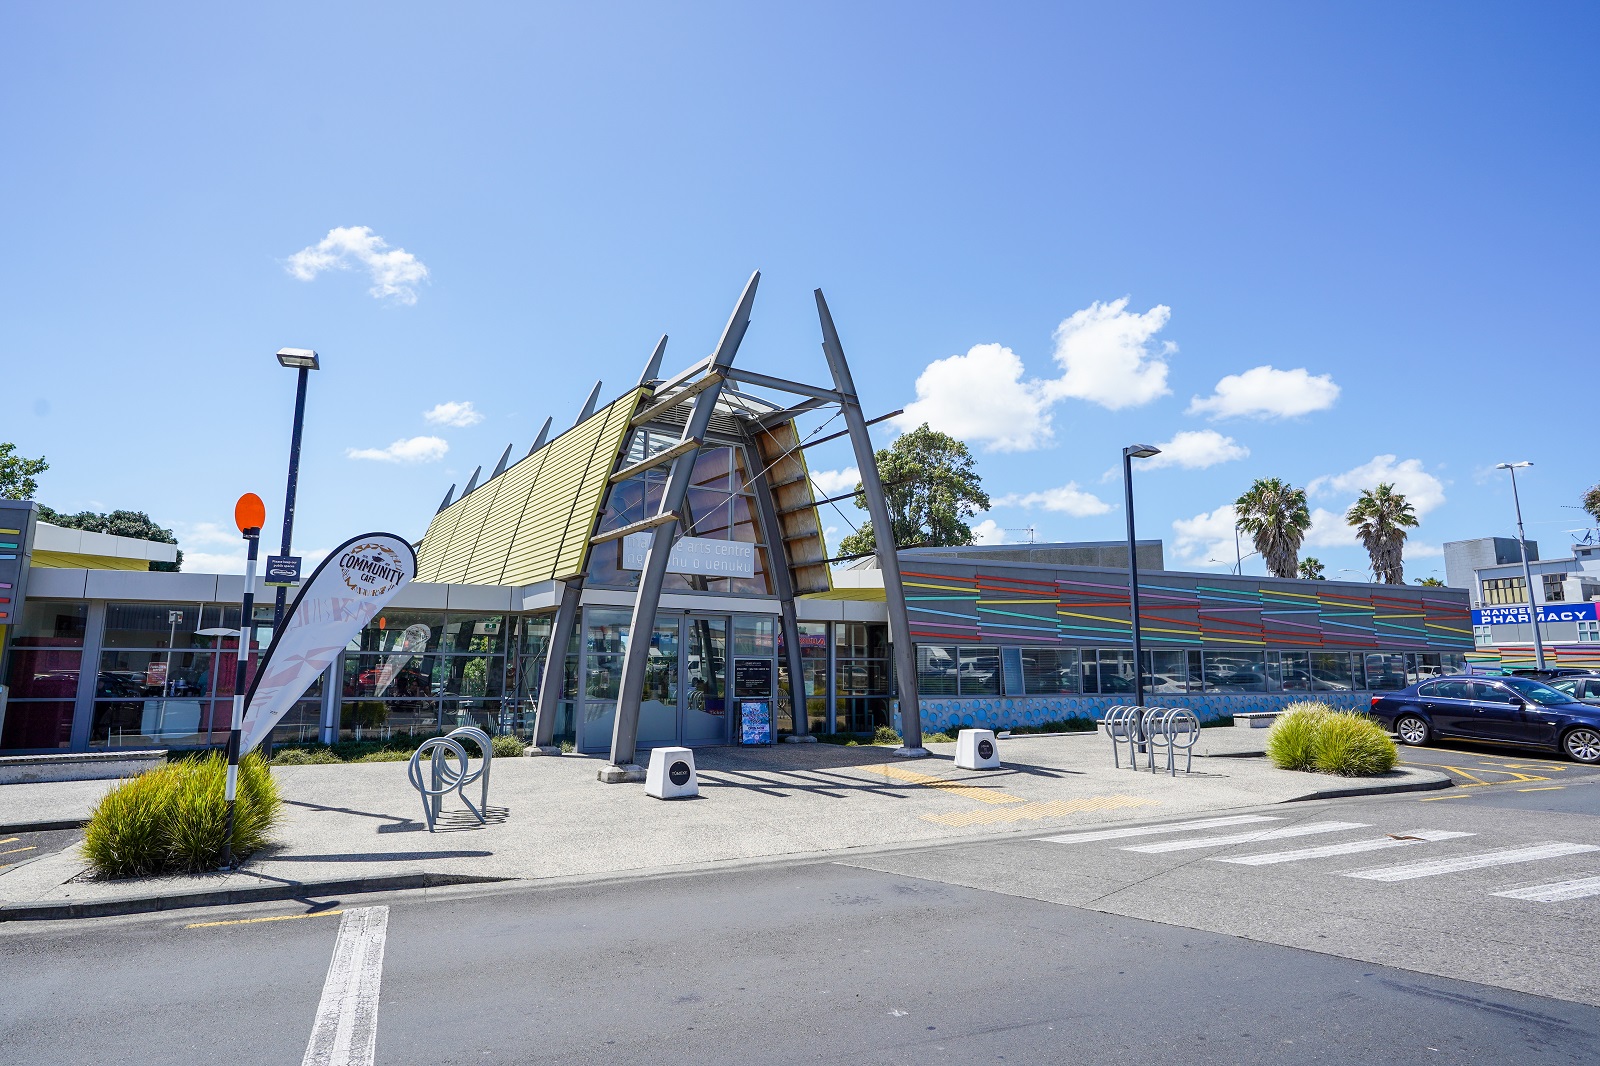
<box><xmin>1234</xmin><ymin>477</ymin><xmax>1311</xmax><ymax>579</ymax></box>
<box><xmin>36</xmin><ymin>506</ymin><xmax>183</xmax><ymax>572</ymax></box>
<box><xmin>1298</xmin><ymin>557</ymin><xmax>1326</xmax><ymax>580</ymax></box>
<box><xmin>1345</xmin><ymin>482</ymin><xmax>1418</xmax><ymax>585</ymax></box>
<box><xmin>1414</xmin><ymin>576</ymin><xmax>1445</xmax><ymax>587</ymax></box>
<box><xmin>0</xmin><ymin>442</ymin><xmax>48</xmax><ymax>500</ymax></box>
<box><xmin>1584</xmin><ymin>484</ymin><xmax>1600</xmax><ymax>524</ymax></box>
<box><xmin>837</xmin><ymin>424</ymin><xmax>989</xmax><ymax>557</ymax></box>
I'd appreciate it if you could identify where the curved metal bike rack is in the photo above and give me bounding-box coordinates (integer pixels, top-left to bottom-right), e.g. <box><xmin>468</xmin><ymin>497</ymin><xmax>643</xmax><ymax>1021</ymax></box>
<box><xmin>1104</xmin><ymin>705</ymin><xmax>1199</xmax><ymax>776</ymax></box>
<box><xmin>407</xmin><ymin>726</ymin><xmax>495</xmax><ymax>831</ymax></box>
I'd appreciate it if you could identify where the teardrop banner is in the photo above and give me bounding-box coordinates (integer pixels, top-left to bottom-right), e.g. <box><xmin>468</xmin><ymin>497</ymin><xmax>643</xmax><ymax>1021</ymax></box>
<box><xmin>238</xmin><ymin>532</ymin><xmax>417</xmax><ymax>753</ymax></box>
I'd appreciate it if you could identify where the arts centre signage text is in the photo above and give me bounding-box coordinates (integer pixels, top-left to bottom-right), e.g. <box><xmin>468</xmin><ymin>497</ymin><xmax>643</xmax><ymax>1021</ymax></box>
<box><xmin>622</xmin><ymin>533</ymin><xmax>756</xmax><ymax>578</ymax></box>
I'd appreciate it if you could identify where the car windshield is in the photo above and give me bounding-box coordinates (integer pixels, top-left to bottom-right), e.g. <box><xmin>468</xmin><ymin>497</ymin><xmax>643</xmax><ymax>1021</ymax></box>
<box><xmin>1502</xmin><ymin>677</ymin><xmax>1575</xmax><ymax>706</ymax></box>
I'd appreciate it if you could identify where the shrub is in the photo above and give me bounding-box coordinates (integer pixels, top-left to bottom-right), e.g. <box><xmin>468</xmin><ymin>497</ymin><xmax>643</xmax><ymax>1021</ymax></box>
<box><xmin>491</xmin><ymin>733</ymin><xmax>526</xmax><ymax>758</ymax></box>
<box><xmin>270</xmin><ymin>748</ymin><xmax>340</xmax><ymax>766</ymax></box>
<box><xmin>1312</xmin><ymin>712</ymin><xmax>1398</xmax><ymax>776</ymax></box>
<box><xmin>356</xmin><ymin>749</ymin><xmax>413</xmax><ymax>763</ymax></box>
<box><xmin>874</xmin><ymin>725</ymin><xmax>901</xmax><ymax>745</ymax></box>
<box><xmin>82</xmin><ymin>752</ymin><xmax>282</xmax><ymax>878</ymax></box>
<box><xmin>1266</xmin><ymin>702</ymin><xmax>1333</xmax><ymax>771</ymax></box>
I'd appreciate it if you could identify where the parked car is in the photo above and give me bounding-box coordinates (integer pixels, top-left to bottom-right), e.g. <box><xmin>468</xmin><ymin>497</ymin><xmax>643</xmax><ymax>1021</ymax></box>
<box><xmin>1547</xmin><ymin>674</ymin><xmax>1600</xmax><ymax>705</ymax></box>
<box><xmin>1369</xmin><ymin>674</ymin><xmax>1600</xmax><ymax>764</ymax></box>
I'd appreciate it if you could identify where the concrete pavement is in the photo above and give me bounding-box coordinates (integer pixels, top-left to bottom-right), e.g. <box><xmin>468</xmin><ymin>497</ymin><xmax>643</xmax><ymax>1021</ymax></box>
<box><xmin>0</xmin><ymin>731</ymin><xmax>1447</xmax><ymax>919</ymax></box>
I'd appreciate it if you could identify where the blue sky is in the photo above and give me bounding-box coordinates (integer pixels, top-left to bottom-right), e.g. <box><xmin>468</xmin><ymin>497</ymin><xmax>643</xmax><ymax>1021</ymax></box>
<box><xmin>2</xmin><ymin>2</ymin><xmax>1595</xmax><ymax>579</ymax></box>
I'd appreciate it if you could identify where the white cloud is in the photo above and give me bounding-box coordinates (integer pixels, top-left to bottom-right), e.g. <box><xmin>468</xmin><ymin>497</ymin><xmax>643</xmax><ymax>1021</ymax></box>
<box><xmin>285</xmin><ymin>225</ymin><xmax>430</xmax><ymax>305</ymax></box>
<box><xmin>1309</xmin><ymin>455</ymin><xmax>1446</xmax><ymax>516</ymax></box>
<box><xmin>1187</xmin><ymin>365</ymin><xmax>1340</xmax><ymax>420</ymax></box>
<box><xmin>424</xmin><ymin>401</ymin><xmax>483</xmax><ymax>428</ymax></box>
<box><xmin>179</xmin><ymin>546</ymin><xmax>329</xmax><ymax>576</ymax></box>
<box><xmin>970</xmin><ymin>519</ymin><xmax>1009</xmax><ymax>544</ymax></box>
<box><xmin>346</xmin><ymin>435</ymin><xmax>449</xmax><ymax>463</ymax></box>
<box><xmin>894</xmin><ymin>343</ymin><xmax>1054</xmax><ymax>451</ymax></box>
<box><xmin>1171</xmin><ymin>504</ymin><xmax>1240</xmax><ymax>569</ymax></box>
<box><xmin>1407</xmin><ymin>542</ymin><xmax>1443</xmax><ymax>558</ymax></box>
<box><xmin>175</xmin><ymin>521</ymin><xmax>246</xmax><ymax>549</ymax></box>
<box><xmin>1043</xmin><ymin>298</ymin><xmax>1174</xmax><ymax>410</ymax></box>
<box><xmin>995</xmin><ymin>482</ymin><xmax>1111</xmax><ymax>517</ymax></box>
<box><xmin>809</xmin><ymin>467</ymin><xmax>860</xmax><ymax>498</ymax></box>
<box><xmin>1304</xmin><ymin>507</ymin><xmax>1360</xmax><ymax>549</ymax></box>
<box><xmin>1139</xmin><ymin>429</ymin><xmax>1250</xmax><ymax>471</ymax></box>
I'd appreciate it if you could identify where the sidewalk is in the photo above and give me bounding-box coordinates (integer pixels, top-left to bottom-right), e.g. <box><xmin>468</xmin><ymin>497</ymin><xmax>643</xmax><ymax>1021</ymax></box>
<box><xmin>0</xmin><ymin>729</ymin><xmax>1447</xmax><ymax>919</ymax></box>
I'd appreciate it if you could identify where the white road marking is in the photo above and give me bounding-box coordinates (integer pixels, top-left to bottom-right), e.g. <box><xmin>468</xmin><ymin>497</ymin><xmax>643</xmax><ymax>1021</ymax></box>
<box><xmin>1122</xmin><ymin>821</ymin><xmax>1369</xmax><ymax>854</ymax></box>
<box><xmin>1212</xmin><ymin>830</ymin><xmax>1474</xmax><ymax>866</ymax></box>
<box><xmin>302</xmin><ymin>905</ymin><xmax>389</xmax><ymax>1066</ymax></box>
<box><xmin>1041</xmin><ymin>815</ymin><xmax>1279</xmax><ymax>845</ymax></box>
<box><xmin>1345</xmin><ymin>842</ymin><xmax>1600</xmax><ymax>882</ymax></box>
<box><xmin>1493</xmin><ymin>875</ymin><xmax>1600</xmax><ymax>903</ymax></box>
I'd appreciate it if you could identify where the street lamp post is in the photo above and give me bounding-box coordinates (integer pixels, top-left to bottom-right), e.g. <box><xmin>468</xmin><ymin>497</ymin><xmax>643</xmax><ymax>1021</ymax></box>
<box><xmin>1123</xmin><ymin>444</ymin><xmax>1161</xmax><ymax>709</ymax></box>
<box><xmin>272</xmin><ymin>348</ymin><xmax>319</xmax><ymax>633</ymax></box>
<box><xmin>1496</xmin><ymin>461</ymin><xmax>1546</xmax><ymax>671</ymax></box>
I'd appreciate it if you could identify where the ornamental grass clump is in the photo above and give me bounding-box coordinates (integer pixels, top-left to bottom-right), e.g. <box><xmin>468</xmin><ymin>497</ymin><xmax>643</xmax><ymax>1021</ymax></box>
<box><xmin>81</xmin><ymin>752</ymin><xmax>281</xmax><ymax>879</ymax></box>
<box><xmin>1265</xmin><ymin>702</ymin><xmax>1332</xmax><ymax>771</ymax></box>
<box><xmin>1266</xmin><ymin>702</ymin><xmax>1397</xmax><ymax>777</ymax></box>
<box><xmin>1311</xmin><ymin>711</ymin><xmax>1398</xmax><ymax>777</ymax></box>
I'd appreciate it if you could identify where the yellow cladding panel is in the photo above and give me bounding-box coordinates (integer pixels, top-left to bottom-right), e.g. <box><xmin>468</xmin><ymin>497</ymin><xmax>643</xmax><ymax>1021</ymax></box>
<box><xmin>30</xmin><ymin>551</ymin><xmax>149</xmax><ymax>571</ymax></box>
<box><xmin>417</xmin><ymin>390</ymin><xmax>640</xmax><ymax>586</ymax></box>
<box><xmin>414</xmin><ymin>499</ymin><xmax>467</xmax><ymax>581</ymax></box>
<box><xmin>462</xmin><ymin>447</ymin><xmax>547</xmax><ymax>584</ymax></box>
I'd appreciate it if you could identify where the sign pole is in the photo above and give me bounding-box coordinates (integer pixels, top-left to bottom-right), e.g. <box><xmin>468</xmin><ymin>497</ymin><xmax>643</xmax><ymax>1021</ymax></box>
<box><xmin>222</xmin><ymin>494</ymin><xmax>266</xmax><ymax>870</ymax></box>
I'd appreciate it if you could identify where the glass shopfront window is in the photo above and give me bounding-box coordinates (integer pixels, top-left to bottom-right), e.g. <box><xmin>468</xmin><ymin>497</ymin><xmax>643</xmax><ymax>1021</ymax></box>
<box><xmin>835</xmin><ymin>622</ymin><xmax>889</xmax><ymax>733</ymax></box>
<box><xmin>957</xmin><ymin>646</ymin><xmax>1001</xmax><ymax>697</ymax></box>
<box><xmin>1148</xmin><ymin>650</ymin><xmax>1199</xmax><ymax>693</ymax></box>
<box><xmin>780</xmin><ymin>622</ymin><xmax>830</xmax><ymax>734</ymax></box>
<box><xmin>1204</xmin><ymin>651</ymin><xmax>1267</xmax><ymax>692</ymax></box>
<box><xmin>1022</xmin><ymin>647</ymin><xmax>1079</xmax><ymax>694</ymax></box>
<box><xmin>338</xmin><ymin>610</ymin><xmax>510</xmax><ymax>740</ymax></box>
<box><xmin>1</xmin><ymin>600</ymin><xmax>88</xmax><ymax>750</ymax></box>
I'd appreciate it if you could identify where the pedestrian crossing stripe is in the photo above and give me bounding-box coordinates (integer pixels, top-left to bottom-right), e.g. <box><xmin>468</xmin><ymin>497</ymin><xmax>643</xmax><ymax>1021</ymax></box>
<box><xmin>1493</xmin><ymin>875</ymin><xmax>1600</xmax><ymax>903</ymax></box>
<box><xmin>1212</xmin><ymin>830</ymin><xmax>1474</xmax><ymax>866</ymax></box>
<box><xmin>1123</xmin><ymin>821</ymin><xmax>1370</xmax><ymax>855</ymax></box>
<box><xmin>1345</xmin><ymin>842</ymin><xmax>1600</xmax><ymax>882</ymax></box>
<box><xmin>1040</xmin><ymin>814</ymin><xmax>1278</xmax><ymax>845</ymax></box>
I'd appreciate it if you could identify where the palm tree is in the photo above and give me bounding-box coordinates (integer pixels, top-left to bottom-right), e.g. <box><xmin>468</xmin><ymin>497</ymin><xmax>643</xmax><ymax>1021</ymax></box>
<box><xmin>1414</xmin><ymin>576</ymin><xmax>1445</xmax><ymax>587</ymax></box>
<box><xmin>1298</xmin><ymin>557</ymin><xmax>1326</xmax><ymax>580</ymax></box>
<box><xmin>1345</xmin><ymin>482</ymin><xmax>1419</xmax><ymax>584</ymax></box>
<box><xmin>1235</xmin><ymin>478</ymin><xmax>1311</xmax><ymax>579</ymax></box>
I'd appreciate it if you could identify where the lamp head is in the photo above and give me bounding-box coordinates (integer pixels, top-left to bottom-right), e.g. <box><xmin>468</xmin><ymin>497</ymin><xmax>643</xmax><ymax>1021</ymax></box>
<box><xmin>276</xmin><ymin>347</ymin><xmax>320</xmax><ymax>370</ymax></box>
<box><xmin>1495</xmin><ymin>461</ymin><xmax>1532</xmax><ymax>470</ymax></box>
<box><xmin>1124</xmin><ymin>444</ymin><xmax>1161</xmax><ymax>460</ymax></box>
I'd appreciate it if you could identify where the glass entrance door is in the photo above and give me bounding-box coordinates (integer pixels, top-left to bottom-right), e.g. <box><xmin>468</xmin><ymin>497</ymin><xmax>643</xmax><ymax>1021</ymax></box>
<box><xmin>682</xmin><ymin>616</ymin><xmax>728</xmax><ymax>745</ymax></box>
<box><xmin>636</xmin><ymin>622</ymin><xmax>680</xmax><ymax>748</ymax></box>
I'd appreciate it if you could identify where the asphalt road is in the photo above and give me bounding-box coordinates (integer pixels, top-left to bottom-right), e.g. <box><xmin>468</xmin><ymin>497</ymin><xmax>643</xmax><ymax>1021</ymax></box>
<box><xmin>6</xmin><ymin>767</ymin><xmax>1600</xmax><ymax>1064</ymax></box>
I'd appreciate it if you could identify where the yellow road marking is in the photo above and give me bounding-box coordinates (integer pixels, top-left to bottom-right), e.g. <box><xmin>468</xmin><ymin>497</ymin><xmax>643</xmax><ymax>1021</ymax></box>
<box><xmin>1439</xmin><ymin>766</ymin><xmax>1494</xmax><ymax>787</ymax></box>
<box><xmin>871</xmin><ymin>763</ymin><xmax>1030</xmax><ymax>805</ymax></box>
<box><xmin>185</xmin><ymin>909</ymin><xmax>344</xmax><ymax>930</ymax></box>
<box><xmin>923</xmin><ymin>795</ymin><xmax>1158</xmax><ymax>828</ymax></box>
<box><xmin>1420</xmin><ymin>793</ymin><xmax>1472</xmax><ymax>801</ymax></box>
<box><xmin>0</xmin><ymin>845</ymin><xmax>37</xmax><ymax>857</ymax></box>
<box><xmin>1517</xmin><ymin>786</ymin><xmax>1566</xmax><ymax>793</ymax></box>
<box><xmin>0</xmin><ymin>837</ymin><xmax>18</xmax><ymax>846</ymax></box>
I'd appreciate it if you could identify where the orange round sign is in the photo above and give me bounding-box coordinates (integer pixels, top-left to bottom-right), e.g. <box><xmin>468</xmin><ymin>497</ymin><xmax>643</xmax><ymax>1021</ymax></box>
<box><xmin>234</xmin><ymin>493</ymin><xmax>267</xmax><ymax>534</ymax></box>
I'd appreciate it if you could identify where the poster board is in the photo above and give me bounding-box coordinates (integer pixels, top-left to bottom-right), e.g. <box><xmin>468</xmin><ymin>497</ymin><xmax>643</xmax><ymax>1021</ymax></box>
<box><xmin>739</xmin><ymin>700</ymin><xmax>773</xmax><ymax>745</ymax></box>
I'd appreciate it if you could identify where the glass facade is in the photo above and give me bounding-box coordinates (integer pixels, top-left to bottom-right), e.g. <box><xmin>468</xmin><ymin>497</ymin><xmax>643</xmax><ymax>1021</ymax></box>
<box><xmin>1</xmin><ymin>600</ymin><xmax>88</xmax><ymax>749</ymax></box>
<box><xmin>834</xmin><ymin>622</ymin><xmax>890</xmax><ymax>733</ymax></box>
<box><xmin>912</xmin><ymin>643</ymin><xmax>1468</xmax><ymax>700</ymax></box>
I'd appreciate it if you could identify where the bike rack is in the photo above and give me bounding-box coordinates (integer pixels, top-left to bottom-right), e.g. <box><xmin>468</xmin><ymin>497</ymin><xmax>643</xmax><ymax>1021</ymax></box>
<box><xmin>407</xmin><ymin>725</ymin><xmax>494</xmax><ymax>831</ymax></box>
<box><xmin>1103</xmin><ymin>705</ymin><xmax>1199</xmax><ymax>776</ymax></box>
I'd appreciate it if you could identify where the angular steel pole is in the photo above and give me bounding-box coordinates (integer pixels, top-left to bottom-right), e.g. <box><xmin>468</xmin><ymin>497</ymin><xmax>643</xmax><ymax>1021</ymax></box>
<box><xmin>605</xmin><ymin>272</ymin><xmax>759</xmax><ymax>775</ymax></box>
<box><xmin>744</xmin><ymin>424</ymin><xmax>813</xmax><ymax>739</ymax></box>
<box><xmin>531</xmin><ymin>581</ymin><xmax>581</xmax><ymax>748</ymax></box>
<box><xmin>1123</xmin><ymin>450</ymin><xmax>1146</xmax><ymax>710</ymax></box>
<box><xmin>1504</xmin><ymin>463</ymin><xmax>1547</xmax><ymax>671</ymax></box>
<box><xmin>814</xmin><ymin>289</ymin><xmax>926</xmax><ymax>758</ymax></box>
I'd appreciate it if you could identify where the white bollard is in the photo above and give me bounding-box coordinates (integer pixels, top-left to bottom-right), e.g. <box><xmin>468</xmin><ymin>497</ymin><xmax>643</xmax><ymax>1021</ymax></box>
<box><xmin>645</xmin><ymin>746</ymin><xmax>699</xmax><ymax>799</ymax></box>
<box><xmin>955</xmin><ymin>728</ymin><xmax>1001</xmax><ymax>770</ymax></box>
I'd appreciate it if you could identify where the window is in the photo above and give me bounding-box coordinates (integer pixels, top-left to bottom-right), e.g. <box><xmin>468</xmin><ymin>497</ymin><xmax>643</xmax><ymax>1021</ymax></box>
<box><xmin>1147</xmin><ymin>650</ymin><xmax>1198</xmax><ymax>693</ymax></box>
<box><xmin>341</xmin><ymin>610</ymin><xmax>510</xmax><ymax>740</ymax></box>
<box><xmin>1276</xmin><ymin>651</ymin><xmax>1312</xmax><ymax>692</ymax></box>
<box><xmin>1473</xmin><ymin>625</ymin><xmax>1492</xmax><ymax>647</ymax></box>
<box><xmin>1542</xmin><ymin>574</ymin><xmax>1567</xmax><ymax>603</ymax></box>
<box><xmin>1</xmin><ymin>600</ymin><xmax>89</xmax><ymax>751</ymax></box>
<box><xmin>1579</xmin><ymin>620</ymin><xmax>1600</xmax><ymax>643</ymax></box>
<box><xmin>1203</xmin><ymin>651</ymin><xmax>1266</xmax><ymax>692</ymax></box>
<box><xmin>779</xmin><ymin>622</ymin><xmax>830</xmax><ymax>734</ymax></box>
<box><xmin>1481</xmin><ymin>577</ymin><xmax>1527</xmax><ymax>606</ymax></box>
<box><xmin>1364</xmin><ymin>653</ymin><xmax>1408</xmax><ymax>691</ymax></box>
<box><xmin>1311</xmin><ymin>651</ymin><xmax>1355</xmax><ymax>691</ymax></box>
<box><xmin>1084</xmin><ymin>650</ymin><xmax>1137</xmax><ymax>695</ymax></box>
<box><xmin>956</xmin><ymin>647</ymin><xmax>1000</xmax><ymax>697</ymax></box>
<box><xmin>835</xmin><ymin>623</ymin><xmax>890</xmax><ymax>733</ymax></box>
<box><xmin>1407</xmin><ymin>653</ymin><xmax>1443</xmax><ymax>685</ymax></box>
<box><xmin>1021</xmin><ymin>648</ymin><xmax>1078</xmax><ymax>694</ymax></box>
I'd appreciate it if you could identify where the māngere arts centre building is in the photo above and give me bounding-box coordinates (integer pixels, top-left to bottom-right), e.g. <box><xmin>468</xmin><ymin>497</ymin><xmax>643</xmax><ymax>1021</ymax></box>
<box><xmin>0</xmin><ymin>276</ymin><xmax>1479</xmax><ymax>765</ymax></box>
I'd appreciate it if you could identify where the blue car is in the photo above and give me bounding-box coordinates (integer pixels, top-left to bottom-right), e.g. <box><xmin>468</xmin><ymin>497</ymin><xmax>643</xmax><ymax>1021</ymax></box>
<box><xmin>1369</xmin><ymin>674</ymin><xmax>1600</xmax><ymax>765</ymax></box>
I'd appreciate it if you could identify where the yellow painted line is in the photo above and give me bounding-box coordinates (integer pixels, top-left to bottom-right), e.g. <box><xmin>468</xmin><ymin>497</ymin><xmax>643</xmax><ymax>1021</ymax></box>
<box><xmin>1518</xmin><ymin>786</ymin><xmax>1566</xmax><ymax>793</ymax></box>
<box><xmin>185</xmin><ymin>909</ymin><xmax>344</xmax><ymax>930</ymax></box>
<box><xmin>1420</xmin><ymin>793</ymin><xmax>1472</xmax><ymax>801</ymax></box>
<box><xmin>0</xmin><ymin>845</ymin><xmax>37</xmax><ymax>857</ymax></box>
<box><xmin>871</xmin><ymin>764</ymin><xmax>1029</xmax><ymax>805</ymax></box>
<box><xmin>1439</xmin><ymin>766</ymin><xmax>1494</xmax><ymax>787</ymax></box>
<box><xmin>923</xmin><ymin>795</ymin><xmax>1159</xmax><ymax>828</ymax></box>
<box><xmin>0</xmin><ymin>837</ymin><xmax>18</xmax><ymax>845</ymax></box>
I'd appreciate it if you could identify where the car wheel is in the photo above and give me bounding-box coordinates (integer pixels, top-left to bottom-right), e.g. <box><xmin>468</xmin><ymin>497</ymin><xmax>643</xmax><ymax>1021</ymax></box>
<box><xmin>1562</xmin><ymin>727</ymin><xmax>1600</xmax><ymax>765</ymax></box>
<box><xmin>1395</xmin><ymin>714</ymin><xmax>1430</xmax><ymax>746</ymax></box>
